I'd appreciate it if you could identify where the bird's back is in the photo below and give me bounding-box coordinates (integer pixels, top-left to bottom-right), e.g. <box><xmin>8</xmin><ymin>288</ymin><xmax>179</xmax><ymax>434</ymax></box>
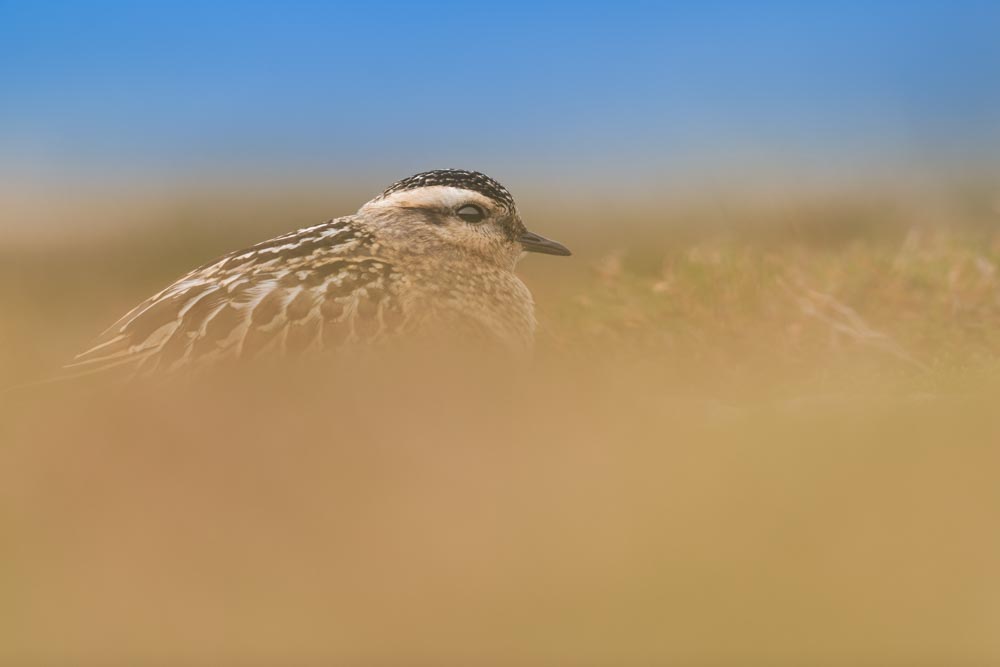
<box><xmin>67</xmin><ymin>216</ymin><xmax>407</xmax><ymax>378</ymax></box>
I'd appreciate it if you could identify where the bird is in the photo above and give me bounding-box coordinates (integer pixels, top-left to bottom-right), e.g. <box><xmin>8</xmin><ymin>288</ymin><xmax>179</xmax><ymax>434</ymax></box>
<box><xmin>65</xmin><ymin>169</ymin><xmax>571</xmax><ymax>379</ymax></box>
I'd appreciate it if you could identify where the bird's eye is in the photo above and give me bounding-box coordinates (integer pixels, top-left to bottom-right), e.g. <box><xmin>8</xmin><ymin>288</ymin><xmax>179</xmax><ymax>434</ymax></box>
<box><xmin>456</xmin><ymin>204</ymin><xmax>486</xmax><ymax>223</ymax></box>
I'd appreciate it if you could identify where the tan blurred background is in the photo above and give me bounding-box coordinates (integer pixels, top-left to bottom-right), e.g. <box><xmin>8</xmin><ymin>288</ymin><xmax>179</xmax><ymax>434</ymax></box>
<box><xmin>4</xmin><ymin>176</ymin><xmax>1000</xmax><ymax>665</ymax></box>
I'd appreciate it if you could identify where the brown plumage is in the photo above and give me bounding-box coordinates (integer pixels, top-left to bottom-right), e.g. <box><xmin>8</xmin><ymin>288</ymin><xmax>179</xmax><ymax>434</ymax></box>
<box><xmin>67</xmin><ymin>169</ymin><xmax>570</xmax><ymax>378</ymax></box>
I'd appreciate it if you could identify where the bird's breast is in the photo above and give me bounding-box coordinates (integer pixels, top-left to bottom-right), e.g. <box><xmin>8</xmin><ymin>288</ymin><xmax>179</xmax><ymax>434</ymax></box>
<box><xmin>395</xmin><ymin>263</ymin><xmax>536</xmax><ymax>353</ymax></box>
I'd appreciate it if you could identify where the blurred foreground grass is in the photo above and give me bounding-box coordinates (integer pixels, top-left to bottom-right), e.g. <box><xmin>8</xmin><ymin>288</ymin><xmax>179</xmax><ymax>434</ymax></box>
<box><xmin>2</xmin><ymin>186</ymin><xmax>1000</xmax><ymax>664</ymax></box>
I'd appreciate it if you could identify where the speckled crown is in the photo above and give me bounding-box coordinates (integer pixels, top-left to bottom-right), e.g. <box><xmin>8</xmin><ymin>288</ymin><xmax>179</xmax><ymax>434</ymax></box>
<box><xmin>377</xmin><ymin>169</ymin><xmax>516</xmax><ymax>210</ymax></box>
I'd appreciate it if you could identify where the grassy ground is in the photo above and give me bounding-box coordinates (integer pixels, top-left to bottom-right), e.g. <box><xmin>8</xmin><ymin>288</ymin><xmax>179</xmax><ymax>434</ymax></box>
<box><xmin>535</xmin><ymin>225</ymin><xmax>1000</xmax><ymax>397</ymax></box>
<box><xmin>2</xmin><ymin>187</ymin><xmax>1000</xmax><ymax>664</ymax></box>
<box><xmin>5</xmin><ymin>186</ymin><xmax>1000</xmax><ymax>393</ymax></box>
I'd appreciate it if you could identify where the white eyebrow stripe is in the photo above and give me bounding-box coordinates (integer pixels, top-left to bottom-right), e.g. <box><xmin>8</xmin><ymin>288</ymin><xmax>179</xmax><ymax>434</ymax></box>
<box><xmin>362</xmin><ymin>186</ymin><xmax>498</xmax><ymax>213</ymax></box>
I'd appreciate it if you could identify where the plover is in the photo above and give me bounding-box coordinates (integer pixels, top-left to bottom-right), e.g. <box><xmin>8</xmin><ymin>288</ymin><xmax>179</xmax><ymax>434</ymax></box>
<box><xmin>67</xmin><ymin>169</ymin><xmax>570</xmax><ymax>377</ymax></box>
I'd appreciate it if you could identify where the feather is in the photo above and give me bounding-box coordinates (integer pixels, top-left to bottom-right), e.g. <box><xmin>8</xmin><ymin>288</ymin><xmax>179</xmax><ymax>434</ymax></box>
<box><xmin>68</xmin><ymin>216</ymin><xmax>405</xmax><ymax>378</ymax></box>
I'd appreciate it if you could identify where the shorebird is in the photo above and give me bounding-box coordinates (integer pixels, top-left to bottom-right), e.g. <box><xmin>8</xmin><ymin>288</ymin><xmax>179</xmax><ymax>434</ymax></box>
<box><xmin>67</xmin><ymin>169</ymin><xmax>570</xmax><ymax>378</ymax></box>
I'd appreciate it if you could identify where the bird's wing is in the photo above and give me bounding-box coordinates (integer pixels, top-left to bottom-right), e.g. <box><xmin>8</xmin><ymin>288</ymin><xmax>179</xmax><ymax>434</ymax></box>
<box><xmin>66</xmin><ymin>217</ymin><xmax>406</xmax><ymax>378</ymax></box>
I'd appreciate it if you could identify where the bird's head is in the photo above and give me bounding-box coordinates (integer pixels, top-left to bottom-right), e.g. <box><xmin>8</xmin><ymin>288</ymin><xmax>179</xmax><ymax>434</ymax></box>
<box><xmin>359</xmin><ymin>169</ymin><xmax>570</xmax><ymax>270</ymax></box>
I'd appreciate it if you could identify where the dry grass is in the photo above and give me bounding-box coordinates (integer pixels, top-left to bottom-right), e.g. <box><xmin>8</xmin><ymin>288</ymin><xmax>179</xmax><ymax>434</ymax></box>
<box><xmin>2</xmin><ymin>186</ymin><xmax>1000</xmax><ymax>664</ymax></box>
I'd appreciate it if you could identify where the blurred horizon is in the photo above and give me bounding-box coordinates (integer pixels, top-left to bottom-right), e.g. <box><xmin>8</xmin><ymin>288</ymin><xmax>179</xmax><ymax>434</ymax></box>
<box><xmin>3</xmin><ymin>0</ymin><xmax>999</xmax><ymax>199</ymax></box>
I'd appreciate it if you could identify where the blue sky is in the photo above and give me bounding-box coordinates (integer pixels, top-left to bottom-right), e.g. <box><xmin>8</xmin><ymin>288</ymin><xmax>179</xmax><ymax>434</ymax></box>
<box><xmin>2</xmin><ymin>1</ymin><xmax>999</xmax><ymax>184</ymax></box>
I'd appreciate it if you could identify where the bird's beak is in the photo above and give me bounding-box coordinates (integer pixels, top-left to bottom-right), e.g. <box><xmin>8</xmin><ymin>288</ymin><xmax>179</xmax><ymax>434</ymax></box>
<box><xmin>519</xmin><ymin>231</ymin><xmax>571</xmax><ymax>256</ymax></box>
